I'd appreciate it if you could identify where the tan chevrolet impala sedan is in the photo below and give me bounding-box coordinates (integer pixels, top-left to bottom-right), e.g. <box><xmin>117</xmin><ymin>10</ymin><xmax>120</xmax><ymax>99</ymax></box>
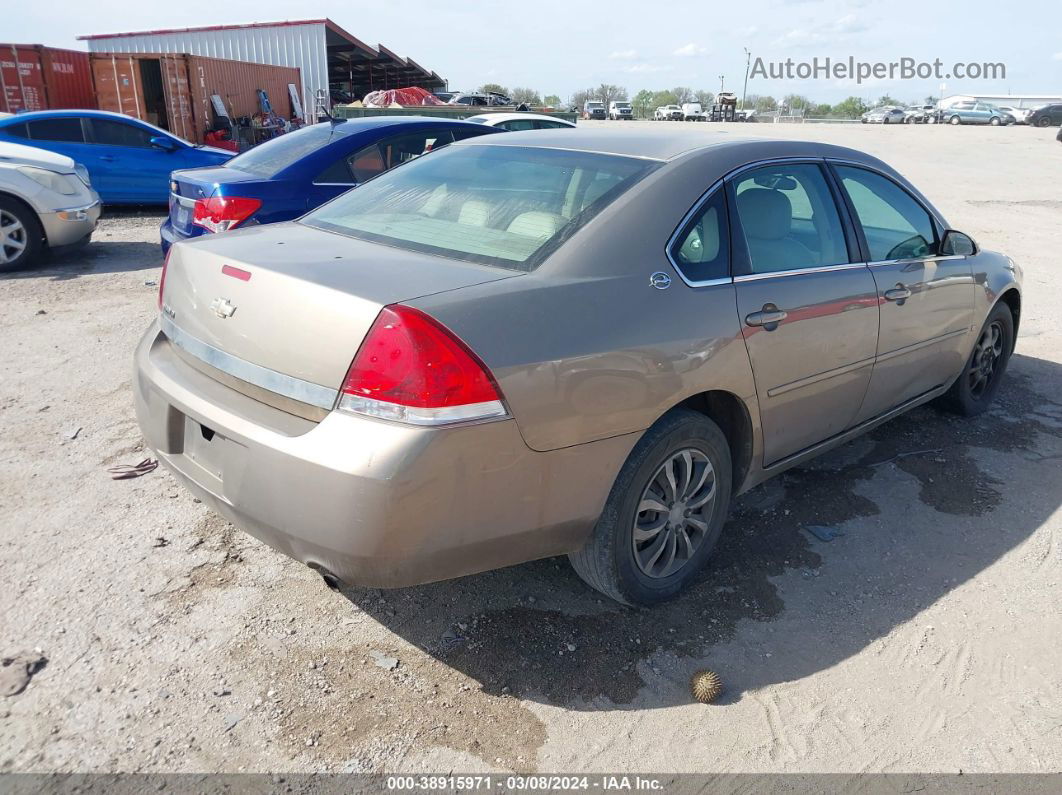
<box><xmin>134</xmin><ymin>129</ymin><xmax>1022</xmax><ymax>605</ymax></box>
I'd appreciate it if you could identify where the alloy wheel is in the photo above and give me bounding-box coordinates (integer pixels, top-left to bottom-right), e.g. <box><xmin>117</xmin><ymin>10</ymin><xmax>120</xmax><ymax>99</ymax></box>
<box><xmin>0</xmin><ymin>209</ymin><xmax>27</xmax><ymax>265</ymax></box>
<box><xmin>969</xmin><ymin>320</ymin><xmax>1005</xmax><ymax>400</ymax></box>
<box><xmin>633</xmin><ymin>448</ymin><xmax>717</xmax><ymax>579</ymax></box>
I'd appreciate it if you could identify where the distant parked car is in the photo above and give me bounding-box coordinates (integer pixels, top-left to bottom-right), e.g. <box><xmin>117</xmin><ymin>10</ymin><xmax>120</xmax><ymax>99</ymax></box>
<box><xmin>448</xmin><ymin>92</ymin><xmax>512</xmax><ymax>107</ymax></box>
<box><xmin>995</xmin><ymin>105</ymin><xmax>1032</xmax><ymax>125</ymax></box>
<box><xmin>942</xmin><ymin>102</ymin><xmax>1013</xmax><ymax>125</ymax></box>
<box><xmin>583</xmin><ymin>101</ymin><xmax>606</xmax><ymax>120</ymax></box>
<box><xmin>161</xmin><ymin>117</ymin><xmax>498</xmax><ymax>254</ymax></box>
<box><xmin>681</xmin><ymin>103</ymin><xmax>708</xmax><ymax>121</ymax></box>
<box><xmin>609</xmin><ymin>101</ymin><xmax>633</xmax><ymax>120</ymax></box>
<box><xmin>861</xmin><ymin>106</ymin><xmax>906</xmax><ymax>124</ymax></box>
<box><xmin>465</xmin><ymin>113</ymin><xmax>575</xmax><ymax>130</ymax></box>
<box><xmin>654</xmin><ymin>105</ymin><xmax>683</xmax><ymax>121</ymax></box>
<box><xmin>903</xmin><ymin>105</ymin><xmax>937</xmax><ymax>124</ymax></box>
<box><xmin>1026</xmin><ymin>104</ymin><xmax>1062</xmax><ymax>128</ymax></box>
<box><xmin>0</xmin><ymin>141</ymin><xmax>100</xmax><ymax>271</ymax></box>
<box><xmin>0</xmin><ymin>110</ymin><xmax>232</xmax><ymax>204</ymax></box>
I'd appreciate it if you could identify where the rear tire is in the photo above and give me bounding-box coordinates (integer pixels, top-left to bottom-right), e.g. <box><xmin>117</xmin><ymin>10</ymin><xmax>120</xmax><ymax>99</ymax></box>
<box><xmin>990</xmin><ymin>116</ymin><xmax>1001</xmax><ymax>126</ymax></box>
<box><xmin>937</xmin><ymin>303</ymin><xmax>1014</xmax><ymax>417</ymax></box>
<box><xmin>0</xmin><ymin>196</ymin><xmax>44</xmax><ymax>272</ymax></box>
<box><xmin>568</xmin><ymin>409</ymin><xmax>732</xmax><ymax>605</ymax></box>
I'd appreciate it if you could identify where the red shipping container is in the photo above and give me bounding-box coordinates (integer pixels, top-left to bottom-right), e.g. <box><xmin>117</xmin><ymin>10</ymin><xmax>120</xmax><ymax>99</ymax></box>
<box><xmin>0</xmin><ymin>44</ymin><xmax>95</xmax><ymax>113</ymax></box>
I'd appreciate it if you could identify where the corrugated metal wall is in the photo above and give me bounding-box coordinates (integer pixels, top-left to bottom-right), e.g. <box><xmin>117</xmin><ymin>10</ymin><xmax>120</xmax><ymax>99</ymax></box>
<box><xmin>90</xmin><ymin>52</ymin><xmax>302</xmax><ymax>144</ymax></box>
<box><xmin>84</xmin><ymin>23</ymin><xmax>326</xmax><ymax>122</ymax></box>
<box><xmin>0</xmin><ymin>44</ymin><xmax>95</xmax><ymax>112</ymax></box>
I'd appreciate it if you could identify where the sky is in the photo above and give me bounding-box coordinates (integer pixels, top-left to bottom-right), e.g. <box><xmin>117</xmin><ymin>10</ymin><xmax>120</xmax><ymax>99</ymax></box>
<box><xmin>8</xmin><ymin>0</ymin><xmax>1062</xmax><ymax>104</ymax></box>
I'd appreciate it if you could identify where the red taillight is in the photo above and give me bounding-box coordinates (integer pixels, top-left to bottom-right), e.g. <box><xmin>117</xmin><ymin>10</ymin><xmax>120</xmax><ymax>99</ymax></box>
<box><xmin>192</xmin><ymin>196</ymin><xmax>262</xmax><ymax>233</ymax></box>
<box><xmin>338</xmin><ymin>305</ymin><xmax>507</xmax><ymax>426</ymax></box>
<box><xmin>158</xmin><ymin>249</ymin><xmax>170</xmax><ymax>309</ymax></box>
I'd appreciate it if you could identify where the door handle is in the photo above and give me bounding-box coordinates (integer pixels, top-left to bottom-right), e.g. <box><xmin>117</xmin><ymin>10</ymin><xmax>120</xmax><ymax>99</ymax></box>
<box><xmin>884</xmin><ymin>285</ymin><xmax>912</xmax><ymax>302</ymax></box>
<box><xmin>98</xmin><ymin>155</ymin><xmax>115</xmax><ymax>162</ymax></box>
<box><xmin>745</xmin><ymin>305</ymin><xmax>788</xmax><ymax>329</ymax></box>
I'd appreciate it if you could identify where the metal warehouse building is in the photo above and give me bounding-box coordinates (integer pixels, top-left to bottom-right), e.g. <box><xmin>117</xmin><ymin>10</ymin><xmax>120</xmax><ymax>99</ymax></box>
<box><xmin>79</xmin><ymin>19</ymin><xmax>446</xmax><ymax>120</ymax></box>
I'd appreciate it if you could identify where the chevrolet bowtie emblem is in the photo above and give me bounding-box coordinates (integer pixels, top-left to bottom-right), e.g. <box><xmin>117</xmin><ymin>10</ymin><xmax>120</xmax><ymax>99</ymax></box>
<box><xmin>210</xmin><ymin>297</ymin><xmax>236</xmax><ymax>319</ymax></box>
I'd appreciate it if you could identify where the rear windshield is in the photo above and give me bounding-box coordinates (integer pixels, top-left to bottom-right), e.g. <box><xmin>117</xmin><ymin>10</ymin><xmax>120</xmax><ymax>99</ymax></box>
<box><xmin>301</xmin><ymin>144</ymin><xmax>656</xmax><ymax>271</ymax></box>
<box><xmin>226</xmin><ymin>124</ymin><xmax>349</xmax><ymax>178</ymax></box>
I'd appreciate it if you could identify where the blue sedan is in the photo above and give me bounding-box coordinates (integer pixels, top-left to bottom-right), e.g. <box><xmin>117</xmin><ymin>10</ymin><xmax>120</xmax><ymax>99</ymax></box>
<box><xmin>0</xmin><ymin>110</ymin><xmax>232</xmax><ymax>205</ymax></box>
<box><xmin>160</xmin><ymin>117</ymin><xmax>500</xmax><ymax>254</ymax></box>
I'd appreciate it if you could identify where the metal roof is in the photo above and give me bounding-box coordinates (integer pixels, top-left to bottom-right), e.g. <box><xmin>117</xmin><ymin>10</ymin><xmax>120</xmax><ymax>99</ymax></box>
<box><xmin>78</xmin><ymin>19</ymin><xmax>445</xmax><ymax>119</ymax></box>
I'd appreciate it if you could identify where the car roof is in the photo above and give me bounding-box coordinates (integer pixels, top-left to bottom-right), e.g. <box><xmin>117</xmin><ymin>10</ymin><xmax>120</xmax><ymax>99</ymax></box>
<box><xmin>323</xmin><ymin>115</ymin><xmax>489</xmax><ymax>132</ymax></box>
<box><xmin>0</xmin><ymin>109</ymin><xmax>155</xmax><ymax>124</ymax></box>
<box><xmin>453</xmin><ymin>128</ymin><xmax>889</xmax><ymax>165</ymax></box>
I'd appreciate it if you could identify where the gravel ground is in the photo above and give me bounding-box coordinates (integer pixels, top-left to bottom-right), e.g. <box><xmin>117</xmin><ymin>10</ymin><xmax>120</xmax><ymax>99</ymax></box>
<box><xmin>1</xmin><ymin>122</ymin><xmax>1060</xmax><ymax>774</ymax></box>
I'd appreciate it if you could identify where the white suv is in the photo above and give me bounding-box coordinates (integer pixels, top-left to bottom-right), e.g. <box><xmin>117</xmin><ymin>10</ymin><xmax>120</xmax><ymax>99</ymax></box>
<box><xmin>0</xmin><ymin>141</ymin><xmax>100</xmax><ymax>271</ymax></box>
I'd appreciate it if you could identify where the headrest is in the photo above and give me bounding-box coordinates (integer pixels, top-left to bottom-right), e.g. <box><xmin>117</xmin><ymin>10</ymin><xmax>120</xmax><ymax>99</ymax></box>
<box><xmin>737</xmin><ymin>189</ymin><xmax>793</xmax><ymax>241</ymax></box>
<box><xmin>507</xmin><ymin>211</ymin><xmax>565</xmax><ymax>240</ymax></box>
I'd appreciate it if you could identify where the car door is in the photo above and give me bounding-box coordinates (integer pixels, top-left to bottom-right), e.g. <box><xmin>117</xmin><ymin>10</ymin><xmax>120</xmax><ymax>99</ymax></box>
<box><xmin>831</xmin><ymin>163</ymin><xmax>975</xmax><ymax>423</ymax></box>
<box><xmin>86</xmin><ymin>117</ymin><xmax>173</xmax><ymax>203</ymax></box>
<box><xmin>729</xmin><ymin>161</ymin><xmax>879</xmax><ymax>465</ymax></box>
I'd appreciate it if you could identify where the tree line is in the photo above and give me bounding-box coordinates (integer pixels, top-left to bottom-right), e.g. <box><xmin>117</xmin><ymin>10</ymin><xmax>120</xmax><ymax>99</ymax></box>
<box><xmin>478</xmin><ymin>83</ymin><xmax>936</xmax><ymax>120</ymax></box>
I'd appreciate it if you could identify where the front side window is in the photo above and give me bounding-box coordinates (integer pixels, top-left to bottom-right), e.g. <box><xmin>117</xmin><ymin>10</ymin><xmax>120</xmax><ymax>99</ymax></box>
<box><xmin>27</xmin><ymin>118</ymin><xmax>85</xmax><ymax>143</ymax></box>
<box><xmin>90</xmin><ymin>119</ymin><xmax>155</xmax><ymax>148</ymax></box>
<box><xmin>303</xmin><ymin>144</ymin><xmax>656</xmax><ymax>271</ymax></box>
<box><xmin>670</xmin><ymin>189</ymin><xmax>729</xmax><ymax>283</ymax></box>
<box><xmin>834</xmin><ymin>166</ymin><xmax>938</xmax><ymax>261</ymax></box>
<box><xmin>731</xmin><ymin>163</ymin><xmax>849</xmax><ymax>274</ymax></box>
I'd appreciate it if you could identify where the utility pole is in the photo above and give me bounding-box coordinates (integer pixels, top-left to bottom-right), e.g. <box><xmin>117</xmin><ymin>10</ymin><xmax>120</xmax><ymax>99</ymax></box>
<box><xmin>741</xmin><ymin>48</ymin><xmax>751</xmax><ymax>111</ymax></box>
<box><xmin>718</xmin><ymin>74</ymin><xmax>725</xmax><ymax>95</ymax></box>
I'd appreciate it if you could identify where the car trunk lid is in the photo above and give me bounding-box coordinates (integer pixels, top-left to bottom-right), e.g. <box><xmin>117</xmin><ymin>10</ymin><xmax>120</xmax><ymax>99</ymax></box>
<box><xmin>161</xmin><ymin>222</ymin><xmax>518</xmax><ymax>410</ymax></box>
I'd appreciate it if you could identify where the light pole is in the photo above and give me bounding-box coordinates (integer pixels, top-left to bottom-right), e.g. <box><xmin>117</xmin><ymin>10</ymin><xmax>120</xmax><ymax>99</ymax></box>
<box><xmin>718</xmin><ymin>74</ymin><xmax>725</xmax><ymax>95</ymax></box>
<box><xmin>741</xmin><ymin>48</ymin><xmax>751</xmax><ymax>111</ymax></box>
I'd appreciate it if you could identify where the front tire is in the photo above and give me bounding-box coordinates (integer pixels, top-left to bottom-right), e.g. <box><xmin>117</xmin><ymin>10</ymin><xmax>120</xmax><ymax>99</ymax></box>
<box><xmin>990</xmin><ymin>116</ymin><xmax>1001</xmax><ymax>126</ymax></box>
<box><xmin>950</xmin><ymin>115</ymin><xmax>961</xmax><ymax>125</ymax></box>
<box><xmin>0</xmin><ymin>197</ymin><xmax>44</xmax><ymax>272</ymax></box>
<box><xmin>937</xmin><ymin>302</ymin><xmax>1014</xmax><ymax>417</ymax></box>
<box><xmin>568</xmin><ymin>409</ymin><xmax>732</xmax><ymax>605</ymax></box>
<box><xmin>1036</xmin><ymin>117</ymin><xmax>1052</xmax><ymax>128</ymax></box>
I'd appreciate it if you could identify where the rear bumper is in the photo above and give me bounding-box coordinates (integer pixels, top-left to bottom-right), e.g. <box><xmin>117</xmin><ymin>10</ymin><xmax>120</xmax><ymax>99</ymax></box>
<box><xmin>133</xmin><ymin>322</ymin><xmax>635</xmax><ymax>587</ymax></box>
<box><xmin>160</xmin><ymin>218</ymin><xmax>206</xmax><ymax>255</ymax></box>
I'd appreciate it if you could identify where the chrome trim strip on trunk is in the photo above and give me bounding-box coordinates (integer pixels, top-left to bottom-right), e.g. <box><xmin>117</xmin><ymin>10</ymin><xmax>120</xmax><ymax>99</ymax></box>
<box><xmin>159</xmin><ymin>314</ymin><xmax>339</xmax><ymax>411</ymax></box>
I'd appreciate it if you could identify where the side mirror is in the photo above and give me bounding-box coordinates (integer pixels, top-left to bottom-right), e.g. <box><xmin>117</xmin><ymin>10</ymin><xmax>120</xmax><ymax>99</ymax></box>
<box><xmin>941</xmin><ymin>230</ymin><xmax>977</xmax><ymax>256</ymax></box>
<box><xmin>150</xmin><ymin>136</ymin><xmax>178</xmax><ymax>152</ymax></box>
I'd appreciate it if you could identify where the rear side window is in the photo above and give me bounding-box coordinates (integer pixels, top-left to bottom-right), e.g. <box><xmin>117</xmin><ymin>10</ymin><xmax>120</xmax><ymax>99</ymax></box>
<box><xmin>27</xmin><ymin>118</ymin><xmax>85</xmax><ymax>143</ymax></box>
<box><xmin>1</xmin><ymin>122</ymin><xmax>29</xmax><ymax>138</ymax></box>
<box><xmin>500</xmin><ymin>119</ymin><xmax>536</xmax><ymax>131</ymax></box>
<box><xmin>303</xmin><ymin>144</ymin><xmax>656</xmax><ymax>271</ymax></box>
<box><xmin>90</xmin><ymin>119</ymin><xmax>155</xmax><ymax>148</ymax></box>
<box><xmin>834</xmin><ymin>166</ymin><xmax>938</xmax><ymax>261</ymax></box>
<box><xmin>731</xmin><ymin>163</ymin><xmax>849</xmax><ymax>274</ymax></box>
<box><xmin>670</xmin><ymin>189</ymin><xmax>730</xmax><ymax>283</ymax></box>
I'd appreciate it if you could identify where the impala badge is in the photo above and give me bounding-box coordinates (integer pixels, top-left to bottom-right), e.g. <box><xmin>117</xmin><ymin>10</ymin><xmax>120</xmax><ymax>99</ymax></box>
<box><xmin>649</xmin><ymin>271</ymin><xmax>672</xmax><ymax>290</ymax></box>
<box><xmin>210</xmin><ymin>297</ymin><xmax>236</xmax><ymax>319</ymax></box>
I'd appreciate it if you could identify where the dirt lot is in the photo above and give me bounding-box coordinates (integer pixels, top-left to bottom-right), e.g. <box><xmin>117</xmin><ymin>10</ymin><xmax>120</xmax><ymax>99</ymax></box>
<box><xmin>2</xmin><ymin>122</ymin><xmax>1061</xmax><ymax>774</ymax></box>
